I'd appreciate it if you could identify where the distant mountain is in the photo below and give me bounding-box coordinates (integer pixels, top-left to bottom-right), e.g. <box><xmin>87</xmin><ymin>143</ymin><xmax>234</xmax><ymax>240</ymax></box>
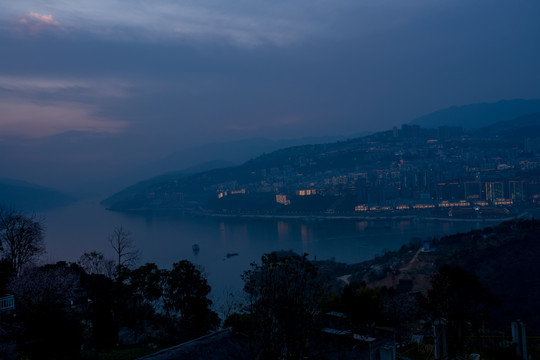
<box><xmin>132</xmin><ymin>135</ymin><xmax>352</xmax><ymax>180</ymax></box>
<box><xmin>478</xmin><ymin>112</ymin><xmax>540</xmax><ymax>141</ymax></box>
<box><xmin>410</xmin><ymin>99</ymin><xmax>540</xmax><ymax>129</ymax></box>
<box><xmin>101</xmin><ymin>160</ymin><xmax>235</xmax><ymax>207</ymax></box>
<box><xmin>490</xmin><ymin>111</ymin><xmax>540</xmax><ymax>130</ymax></box>
<box><xmin>101</xmin><ymin>136</ymin><xmax>371</xmax><ymax>211</ymax></box>
<box><xmin>91</xmin><ymin>136</ymin><xmax>353</xmax><ymax>198</ymax></box>
<box><xmin>102</xmin><ymin>118</ymin><xmax>539</xmax><ymax>214</ymax></box>
<box><xmin>0</xmin><ymin>178</ymin><xmax>76</xmax><ymax>212</ymax></box>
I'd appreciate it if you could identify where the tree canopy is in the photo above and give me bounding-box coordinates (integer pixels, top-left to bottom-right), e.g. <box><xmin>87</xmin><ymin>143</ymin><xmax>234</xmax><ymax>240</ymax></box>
<box><xmin>0</xmin><ymin>207</ymin><xmax>45</xmax><ymax>275</ymax></box>
<box><xmin>163</xmin><ymin>260</ymin><xmax>219</xmax><ymax>337</ymax></box>
<box><xmin>242</xmin><ymin>251</ymin><xmax>319</xmax><ymax>360</ymax></box>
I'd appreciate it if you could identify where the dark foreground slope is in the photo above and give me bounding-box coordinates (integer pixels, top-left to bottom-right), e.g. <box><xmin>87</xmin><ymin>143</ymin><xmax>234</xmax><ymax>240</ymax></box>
<box><xmin>343</xmin><ymin>218</ymin><xmax>540</xmax><ymax>332</ymax></box>
<box><xmin>433</xmin><ymin>218</ymin><xmax>540</xmax><ymax>331</ymax></box>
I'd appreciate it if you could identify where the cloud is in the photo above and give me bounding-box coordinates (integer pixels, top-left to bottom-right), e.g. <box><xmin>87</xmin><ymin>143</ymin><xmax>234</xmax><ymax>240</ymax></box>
<box><xmin>0</xmin><ymin>101</ymin><xmax>127</xmax><ymax>138</ymax></box>
<box><xmin>1</xmin><ymin>0</ymin><xmax>539</xmax><ymax>50</ymax></box>
<box><xmin>0</xmin><ymin>0</ymin><xmax>381</xmax><ymax>46</ymax></box>
<box><xmin>17</xmin><ymin>11</ymin><xmax>61</xmax><ymax>34</ymax></box>
<box><xmin>27</xmin><ymin>12</ymin><xmax>60</xmax><ymax>26</ymax></box>
<box><xmin>0</xmin><ymin>76</ymin><xmax>132</xmax><ymax>138</ymax></box>
<box><xmin>0</xmin><ymin>76</ymin><xmax>131</xmax><ymax>99</ymax></box>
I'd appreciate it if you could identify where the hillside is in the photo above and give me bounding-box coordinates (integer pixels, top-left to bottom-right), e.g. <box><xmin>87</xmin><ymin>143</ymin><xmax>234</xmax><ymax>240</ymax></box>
<box><xmin>433</xmin><ymin>219</ymin><xmax>540</xmax><ymax>329</ymax></box>
<box><xmin>131</xmin><ymin>135</ymin><xmax>349</xmax><ymax>181</ymax></box>
<box><xmin>0</xmin><ymin>178</ymin><xmax>76</xmax><ymax>212</ymax></box>
<box><xmin>101</xmin><ymin>160</ymin><xmax>236</xmax><ymax>208</ymax></box>
<box><xmin>101</xmin><ymin>135</ymin><xmax>395</xmax><ymax>211</ymax></box>
<box><xmin>479</xmin><ymin>112</ymin><xmax>540</xmax><ymax>142</ymax></box>
<box><xmin>344</xmin><ymin>218</ymin><xmax>540</xmax><ymax>333</ymax></box>
<box><xmin>410</xmin><ymin>99</ymin><xmax>540</xmax><ymax>129</ymax></box>
<box><xmin>103</xmin><ymin>119</ymin><xmax>540</xmax><ymax>216</ymax></box>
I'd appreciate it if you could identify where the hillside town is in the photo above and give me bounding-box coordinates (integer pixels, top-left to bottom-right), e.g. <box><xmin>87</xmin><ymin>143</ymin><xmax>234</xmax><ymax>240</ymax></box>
<box><xmin>266</xmin><ymin>125</ymin><xmax>539</xmax><ymax>218</ymax></box>
<box><xmin>107</xmin><ymin>123</ymin><xmax>540</xmax><ymax>218</ymax></box>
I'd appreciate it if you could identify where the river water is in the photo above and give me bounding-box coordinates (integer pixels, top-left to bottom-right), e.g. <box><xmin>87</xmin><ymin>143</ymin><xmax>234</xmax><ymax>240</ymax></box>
<box><xmin>38</xmin><ymin>199</ymin><xmax>488</xmax><ymax>306</ymax></box>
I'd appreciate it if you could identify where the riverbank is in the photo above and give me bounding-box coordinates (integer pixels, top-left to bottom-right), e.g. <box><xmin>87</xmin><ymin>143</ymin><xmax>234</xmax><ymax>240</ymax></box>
<box><xmin>191</xmin><ymin>210</ymin><xmax>532</xmax><ymax>223</ymax></box>
<box><xmin>106</xmin><ymin>203</ymin><xmax>534</xmax><ymax>223</ymax></box>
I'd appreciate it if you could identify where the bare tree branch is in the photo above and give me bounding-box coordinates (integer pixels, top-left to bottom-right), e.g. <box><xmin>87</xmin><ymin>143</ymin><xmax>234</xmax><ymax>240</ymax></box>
<box><xmin>78</xmin><ymin>250</ymin><xmax>115</xmax><ymax>277</ymax></box>
<box><xmin>0</xmin><ymin>207</ymin><xmax>45</xmax><ymax>276</ymax></box>
<box><xmin>108</xmin><ymin>225</ymin><xmax>139</xmax><ymax>272</ymax></box>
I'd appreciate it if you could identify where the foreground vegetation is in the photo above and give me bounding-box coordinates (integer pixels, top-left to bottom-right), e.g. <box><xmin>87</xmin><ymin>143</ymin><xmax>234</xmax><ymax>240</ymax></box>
<box><xmin>1</xmin><ymin>205</ymin><xmax>539</xmax><ymax>359</ymax></box>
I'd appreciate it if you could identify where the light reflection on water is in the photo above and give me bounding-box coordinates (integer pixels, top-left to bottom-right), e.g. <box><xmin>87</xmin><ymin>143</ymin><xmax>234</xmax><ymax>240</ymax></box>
<box><xmin>40</xmin><ymin>200</ymin><xmax>487</xmax><ymax>304</ymax></box>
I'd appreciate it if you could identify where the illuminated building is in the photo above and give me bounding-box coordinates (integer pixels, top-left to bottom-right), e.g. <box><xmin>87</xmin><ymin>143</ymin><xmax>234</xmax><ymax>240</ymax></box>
<box><xmin>296</xmin><ymin>189</ymin><xmax>316</xmax><ymax>196</ymax></box>
<box><xmin>509</xmin><ymin>181</ymin><xmax>525</xmax><ymax>202</ymax></box>
<box><xmin>276</xmin><ymin>194</ymin><xmax>290</xmax><ymax>205</ymax></box>
<box><xmin>438</xmin><ymin>200</ymin><xmax>470</xmax><ymax>207</ymax></box>
<box><xmin>395</xmin><ymin>204</ymin><xmax>410</xmax><ymax>210</ymax></box>
<box><xmin>355</xmin><ymin>205</ymin><xmax>368</xmax><ymax>212</ymax></box>
<box><xmin>485</xmin><ymin>182</ymin><xmax>504</xmax><ymax>202</ymax></box>
<box><xmin>230</xmin><ymin>189</ymin><xmax>246</xmax><ymax>195</ymax></box>
<box><xmin>217</xmin><ymin>191</ymin><xmax>227</xmax><ymax>199</ymax></box>
<box><xmin>413</xmin><ymin>203</ymin><xmax>435</xmax><ymax>209</ymax></box>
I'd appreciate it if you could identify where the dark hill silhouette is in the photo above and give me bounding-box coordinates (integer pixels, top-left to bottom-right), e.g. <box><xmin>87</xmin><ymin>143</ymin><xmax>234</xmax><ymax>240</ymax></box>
<box><xmin>433</xmin><ymin>219</ymin><xmax>540</xmax><ymax>332</ymax></box>
<box><xmin>470</xmin><ymin>112</ymin><xmax>540</xmax><ymax>142</ymax></box>
<box><xmin>0</xmin><ymin>178</ymin><xmax>76</xmax><ymax>212</ymax></box>
<box><xmin>101</xmin><ymin>160</ymin><xmax>235</xmax><ymax>207</ymax></box>
<box><xmin>410</xmin><ymin>99</ymin><xmax>540</xmax><ymax>129</ymax></box>
<box><xmin>134</xmin><ymin>135</ymin><xmax>349</xmax><ymax>180</ymax></box>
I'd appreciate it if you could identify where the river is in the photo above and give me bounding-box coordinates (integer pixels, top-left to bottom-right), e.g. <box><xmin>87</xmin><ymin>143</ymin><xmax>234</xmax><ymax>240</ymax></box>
<box><xmin>38</xmin><ymin>199</ymin><xmax>490</xmax><ymax>307</ymax></box>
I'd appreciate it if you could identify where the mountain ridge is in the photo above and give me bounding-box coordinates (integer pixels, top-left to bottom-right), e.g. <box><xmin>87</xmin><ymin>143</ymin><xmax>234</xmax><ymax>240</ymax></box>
<box><xmin>102</xmin><ymin>111</ymin><xmax>540</xmax><ymax>214</ymax></box>
<box><xmin>0</xmin><ymin>178</ymin><xmax>76</xmax><ymax>212</ymax></box>
<box><xmin>409</xmin><ymin>99</ymin><xmax>540</xmax><ymax>129</ymax></box>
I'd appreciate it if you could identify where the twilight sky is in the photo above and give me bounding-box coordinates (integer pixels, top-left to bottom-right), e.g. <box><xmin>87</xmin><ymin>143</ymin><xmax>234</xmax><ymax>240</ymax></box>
<box><xmin>1</xmin><ymin>0</ymin><xmax>540</xmax><ymax>190</ymax></box>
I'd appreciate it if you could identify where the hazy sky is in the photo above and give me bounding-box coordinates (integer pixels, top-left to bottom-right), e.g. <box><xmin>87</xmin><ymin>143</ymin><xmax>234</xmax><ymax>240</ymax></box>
<box><xmin>1</xmin><ymin>0</ymin><xmax>540</xmax><ymax>190</ymax></box>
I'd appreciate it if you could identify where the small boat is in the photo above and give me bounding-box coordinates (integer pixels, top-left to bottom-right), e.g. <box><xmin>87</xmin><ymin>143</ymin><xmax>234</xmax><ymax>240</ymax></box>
<box><xmin>226</xmin><ymin>252</ymin><xmax>238</xmax><ymax>258</ymax></box>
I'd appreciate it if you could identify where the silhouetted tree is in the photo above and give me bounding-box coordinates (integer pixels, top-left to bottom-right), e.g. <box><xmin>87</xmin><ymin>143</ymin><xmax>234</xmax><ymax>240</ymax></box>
<box><xmin>242</xmin><ymin>251</ymin><xmax>319</xmax><ymax>360</ymax></box>
<box><xmin>8</xmin><ymin>263</ymin><xmax>80</xmax><ymax>307</ymax></box>
<box><xmin>163</xmin><ymin>260</ymin><xmax>219</xmax><ymax>338</ymax></box>
<box><xmin>0</xmin><ymin>207</ymin><xmax>45</xmax><ymax>275</ymax></box>
<box><xmin>108</xmin><ymin>225</ymin><xmax>139</xmax><ymax>273</ymax></box>
<box><xmin>78</xmin><ymin>250</ymin><xmax>115</xmax><ymax>277</ymax></box>
<box><xmin>129</xmin><ymin>262</ymin><xmax>165</xmax><ymax>306</ymax></box>
<box><xmin>340</xmin><ymin>281</ymin><xmax>384</xmax><ymax>327</ymax></box>
<box><xmin>17</xmin><ymin>302</ymin><xmax>83</xmax><ymax>360</ymax></box>
<box><xmin>8</xmin><ymin>262</ymin><xmax>83</xmax><ymax>360</ymax></box>
<box><xmin>80</xmin><ymin>271</ymin><xmax>119</xmax><ymax>349</ymax></box>
<box><xmin>426</xmin><ymin>264</ymin><xmax>496</xmax><ymax>357</ymax></box>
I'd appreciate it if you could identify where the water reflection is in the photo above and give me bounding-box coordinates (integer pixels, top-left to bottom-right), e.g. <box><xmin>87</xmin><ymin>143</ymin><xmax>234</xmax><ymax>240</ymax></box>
<box><xmin>277</xmin><ymin>221</ymin><xmax>290</xmax><ymax>240</ymax></box>
<box><xmin>355</xmin><ymin>221</ymin><xmax>368</xmax><ymax>231</ymax></box>
<box><xmin>397</xmin><ymin>220</ymin><xmax>411</xmax><ymax>229</ymax></box>
<box><xmin>40</xmin><ymin>201</ymin><xmax>492</xmax><ymax>301</ymax></box>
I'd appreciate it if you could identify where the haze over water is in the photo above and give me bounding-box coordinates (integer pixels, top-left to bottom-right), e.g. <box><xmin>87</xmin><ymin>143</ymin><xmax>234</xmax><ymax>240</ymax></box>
<box><xmin>40</xmin><ymin>199</ymin><xmax>485</xmax><ymax>302</ymax></box>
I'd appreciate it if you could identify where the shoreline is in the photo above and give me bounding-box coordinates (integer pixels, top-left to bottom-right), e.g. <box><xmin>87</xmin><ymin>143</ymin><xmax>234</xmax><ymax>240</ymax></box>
<box><xmin>105</xmin><ymin>205</ymin><xmax>534</xmax><ymax>223</ymax></box>
<box><xmin>188</xmin><ymin>209</ymin><xmax>532</xmax><ymax>223</ymax></box>
<box><xmin>195</xmin><ymin>212</ymin><xmax>530</xmax><ymax>223</ymax></box>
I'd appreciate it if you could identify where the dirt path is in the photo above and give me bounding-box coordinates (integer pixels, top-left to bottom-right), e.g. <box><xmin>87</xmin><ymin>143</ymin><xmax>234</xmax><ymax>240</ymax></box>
<box><xmin>400</xmin><ymin>247</ymin><xmax>424</xmax><ymax>273</ymax></box>
<box><xmin>337</xmin><ymin>274</ymin><xmax>352</xmax><ymax>285</ymax></box>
